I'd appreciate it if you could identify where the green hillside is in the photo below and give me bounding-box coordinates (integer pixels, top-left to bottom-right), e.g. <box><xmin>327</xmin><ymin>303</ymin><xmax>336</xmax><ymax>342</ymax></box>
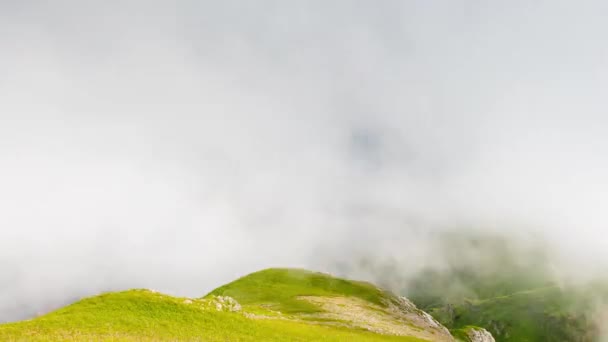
<box><xmin>0</xmin><ymin>268</ymin><xmax>450</xmax><ymax>341</ymax></box>
<box><xmin>429</xmin><ymin>286</ymin><xmax>597</xmax><ymax>341</ymax></box>
<box><xmin>402</xmin><ymin>232</ymin><xmax>604</xmax><ymax>342</ymax></box>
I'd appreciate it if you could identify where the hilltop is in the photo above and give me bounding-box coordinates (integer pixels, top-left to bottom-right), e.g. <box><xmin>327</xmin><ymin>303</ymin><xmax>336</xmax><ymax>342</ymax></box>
<box><xmin>0</xmin><ymin>268</ymin><xmax>473</xmax><ymax>341</ymax></box>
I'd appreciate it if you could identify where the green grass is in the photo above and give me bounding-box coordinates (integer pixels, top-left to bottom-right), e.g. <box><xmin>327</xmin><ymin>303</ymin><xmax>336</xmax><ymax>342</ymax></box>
<box><xmin>0</xmin><ymin>269</ymin><xmax>428</xmax><ymax>341</ymax></box>
<box><xmin>206</xmin><ymin>268</ymin><xmax>398</xmax><ymax>314</ymax></box>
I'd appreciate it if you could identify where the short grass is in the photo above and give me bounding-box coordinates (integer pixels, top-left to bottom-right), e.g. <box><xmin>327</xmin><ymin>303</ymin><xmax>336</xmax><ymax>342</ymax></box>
<box><xmin>0</xmin><ymin>269</ymin><xmax>428</xmax><ymax>342</ymax></box>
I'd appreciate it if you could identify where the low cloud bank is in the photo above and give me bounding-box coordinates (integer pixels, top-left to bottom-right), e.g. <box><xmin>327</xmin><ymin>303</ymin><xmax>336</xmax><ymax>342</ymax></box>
<box><xmin>2</xmin><ymin>1</ymin><xmax>608</xmax><ymax>322</ymax></box>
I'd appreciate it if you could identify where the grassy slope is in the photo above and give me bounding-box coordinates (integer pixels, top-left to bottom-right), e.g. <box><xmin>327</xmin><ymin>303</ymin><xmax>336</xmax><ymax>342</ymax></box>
<box><xmin>429</xmin><ymin>286</ymin><xmax>597</xmax><ymax>342</ymax></box>
<box><xmin>0</xmin><ymin>269</ymin><xmax>429</xmax><ymax>342</ymax></box>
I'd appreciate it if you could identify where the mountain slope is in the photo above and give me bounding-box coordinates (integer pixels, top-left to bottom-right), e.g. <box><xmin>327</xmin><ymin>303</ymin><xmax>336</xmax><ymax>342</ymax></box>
<box><xmin>0</xmin><ymin>268</ymin><xmax>452</xmax><ymax>341</ymax></box>
<box><xmin>400</xmin><ymin>233</ymin><xmax>602</xmax><ymax>341</ymax></box>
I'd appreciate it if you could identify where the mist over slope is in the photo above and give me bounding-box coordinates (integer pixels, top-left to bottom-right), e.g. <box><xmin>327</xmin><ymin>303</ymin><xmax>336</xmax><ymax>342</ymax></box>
<box><xmin>341</xmin><ymin>232</ymin><xmax>608</xmax><ymax>341</ymax></box>
<box><xmin>2</xmin><ymin>0</ymin><xmax>608</xmax><ymax>325</ymax></box>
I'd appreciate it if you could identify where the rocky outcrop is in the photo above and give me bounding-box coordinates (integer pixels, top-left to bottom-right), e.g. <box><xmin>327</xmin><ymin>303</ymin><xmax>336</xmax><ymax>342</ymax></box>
<box><xmin>389</xmin><ymin>296</ymin><xmax>454</xmax><ymax>340</ymax></box>
<box><xmin>298</xmin><ymin>295</ymin><xmax>455</xmax><ymax>341</ymax></box>
<box><xmin>210</xmin><ymin>295</ymin><xmax>241</xmax><ymax>312</ymax></box>
<box><xmin>461</xmin><ymin>327</ymin><xmax>495</xmax><ymax>342</ymax></box>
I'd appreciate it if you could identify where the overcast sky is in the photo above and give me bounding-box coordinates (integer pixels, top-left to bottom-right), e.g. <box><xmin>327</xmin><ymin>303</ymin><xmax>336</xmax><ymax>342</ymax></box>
<box><xmin>2</xmin><ymin>0</ymin><xmax>608</xmax><ymax>321</ymax></box>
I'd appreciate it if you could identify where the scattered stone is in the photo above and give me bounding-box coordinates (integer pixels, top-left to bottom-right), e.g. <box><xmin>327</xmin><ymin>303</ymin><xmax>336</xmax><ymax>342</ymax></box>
<box><xmin>183</xmin><ymin>299</ymin><xmax>193</xmax><ymax>304</ymax></box>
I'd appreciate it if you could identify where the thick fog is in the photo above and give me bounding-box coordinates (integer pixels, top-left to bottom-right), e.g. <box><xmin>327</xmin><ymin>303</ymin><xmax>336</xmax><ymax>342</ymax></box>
<box><xmin>2</xmin><ymin>1</ymin><xmax>608</xmax><ymax>321</ymax></box>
